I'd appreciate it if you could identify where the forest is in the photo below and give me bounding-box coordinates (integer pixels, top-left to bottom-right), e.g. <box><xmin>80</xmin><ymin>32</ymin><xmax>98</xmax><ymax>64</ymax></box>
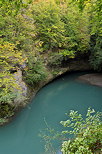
<box><xmin>0</xmin><ymin>0</ymin><xmax>102</xmax><ymax>153</ymax></box>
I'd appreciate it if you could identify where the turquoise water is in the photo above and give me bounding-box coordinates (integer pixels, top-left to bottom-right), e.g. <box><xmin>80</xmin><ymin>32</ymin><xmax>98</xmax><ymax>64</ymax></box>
<box><xmin>0</xmin><ymin>72</ymin><xmax>102</xmax><ymax>154</ymax></box>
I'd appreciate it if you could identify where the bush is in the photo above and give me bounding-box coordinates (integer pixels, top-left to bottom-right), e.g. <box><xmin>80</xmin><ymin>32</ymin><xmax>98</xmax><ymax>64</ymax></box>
<box><xmin>0</xmin><ymin>103</ymin><xmax>14</xmax><ymax>119</ymax></box>
<box><xmin>60</xmin><ymin>108</ymin><xmax>102</xmax><ymax>154</ymax></box>
<box><xmin>40</xmin><ymin>108</ymin><xmax>102</xmax><ymax>154</ymax></box>
<box><xmin>25</xmin><ymin>58</ymin><xmax>47</xmax><ymax>86</ymax></box>
<box><xmin>0</xmin><ymin>92</ymin><xmax>16</xmax><ymax>120</ymax></box>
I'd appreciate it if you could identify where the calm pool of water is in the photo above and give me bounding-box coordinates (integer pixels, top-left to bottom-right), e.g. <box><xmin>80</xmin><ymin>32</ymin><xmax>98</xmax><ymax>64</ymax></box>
<box><xmin>0</xmin><ymin>72</ymin><xmax>102</xmax><ymax>154</ymax></box>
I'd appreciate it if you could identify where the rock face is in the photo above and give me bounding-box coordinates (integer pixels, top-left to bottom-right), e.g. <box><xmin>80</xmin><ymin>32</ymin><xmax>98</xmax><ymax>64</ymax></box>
<box><xmin>78</xmin><ymin>74</ymin><xmax>102</xmax><ymax>87</ymax></box>
<box><xmin>14</xmin><ymin>69</ymin><xmax>27</xmax><ymax>96</ymax></box>
<box><xmin>14</xmin><ymin>69</ymin><xmax>27</xmax><ymax>106</ymax></box>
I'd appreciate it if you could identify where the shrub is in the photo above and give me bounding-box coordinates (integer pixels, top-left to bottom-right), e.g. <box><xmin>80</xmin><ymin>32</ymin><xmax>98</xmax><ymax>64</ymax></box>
<box><xmin>25</xmin><ymin>58</ymin><xmax>47</xmax><ymax>86</ymax></box>
<box><xmin>40</xmin><ymin>108</ymin><xmax>102</xmax><ymax>154</ymax></box>
<box><xmin>0</xmin><ymin>103</ymin><xmax>14</xmax><ymax>119</ymax></box>
<box><xmin>60</xmin><ymin>108</ymin><xmax>102</xmax><ymax>154</ymax></box>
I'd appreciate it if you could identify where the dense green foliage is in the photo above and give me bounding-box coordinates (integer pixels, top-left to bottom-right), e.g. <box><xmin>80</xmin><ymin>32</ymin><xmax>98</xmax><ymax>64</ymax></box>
<box><xmin>24</xmin><ymin>58</ymin><xmax>47</xmax><ymax>86</ymax></box>
<box><xmin>41</xmin><ymin>108</ymin><xmax>102</xmax><ymax>153</ymax></box>
<box><xmin>31</xmin><ymin>0</ymin><xmax>89</xmax><ymax>57</ymax></box>
<box><xmin>0</xmin><ymin>0</ymin><xmax>30</xmax><ymax>120</ymax></box>
<box><xmin>61</xmin><ymin>108</ymin><xmax>102</xmax><ymax>153</ymax></box>
<box><xmin>0</xmin><ymin>0</ymin><xmax>102</xmax><ymax>121</ymax></box>
<box><xmin>0</xmin><ymin>40</ymin><xmax>24</xmax><ymax>120</ymax></box>
<box><xmin>31</xmin><ymin>0</ymin><xmax>102</xmax><ymax>69</ymax></box>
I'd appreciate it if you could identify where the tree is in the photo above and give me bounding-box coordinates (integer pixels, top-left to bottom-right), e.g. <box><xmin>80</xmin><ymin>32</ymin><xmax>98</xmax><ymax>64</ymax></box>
<box><xmin>71</xmin><ymin>0</ymin><xmax>102</xmax><ymax>70</ymax></box>
<box><xmin>0</xmin><ymin>40</ymin><xmax>24</xmax><ymax>101</ymax></box>
<box><xmin>31</xmin><ymin>0</ymin><xmax>90</xmax><ymax>59</ymax></box>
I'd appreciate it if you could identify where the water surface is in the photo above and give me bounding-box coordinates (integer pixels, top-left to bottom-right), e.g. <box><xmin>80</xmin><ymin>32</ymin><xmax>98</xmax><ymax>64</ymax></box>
<box><xmin>0</xmin><ymin>72</ymin><xmax>102</xmax><ymax>154</ymax></box>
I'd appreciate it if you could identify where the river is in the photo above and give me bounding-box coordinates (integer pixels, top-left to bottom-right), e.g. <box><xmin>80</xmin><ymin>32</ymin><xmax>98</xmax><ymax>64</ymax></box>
<box><xmin>0</xmin><ymin>72</ymin><xmax>102</xmax><ymax>154</ymax></box>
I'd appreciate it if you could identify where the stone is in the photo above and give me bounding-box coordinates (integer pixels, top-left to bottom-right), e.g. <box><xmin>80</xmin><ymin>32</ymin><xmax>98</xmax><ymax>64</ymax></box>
<box><xmin>78</xmin><ymin>74</ymin><xmax>102</xmax><ymax>87</ymax></box>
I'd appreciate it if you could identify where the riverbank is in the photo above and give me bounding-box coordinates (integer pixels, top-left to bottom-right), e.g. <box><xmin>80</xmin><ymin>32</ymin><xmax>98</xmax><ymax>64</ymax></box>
<box><xmin>78</xmin><ymin>73</ymin><xmax>102</xmax><ymax>87</ymax></box>
<box><xmin>1</xmin><ymin>57</ymin><xmax>101</xmax><ymax>126</ymax></box>
<box><xmin>0</xmin><ymin>58</ymin><xmax>90</xmax><ymax>126</ymax></box>
<box><xmin>27</xmin><ymin>58</ymin><xmax>91</xmax><ymax>101</ymax></box>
